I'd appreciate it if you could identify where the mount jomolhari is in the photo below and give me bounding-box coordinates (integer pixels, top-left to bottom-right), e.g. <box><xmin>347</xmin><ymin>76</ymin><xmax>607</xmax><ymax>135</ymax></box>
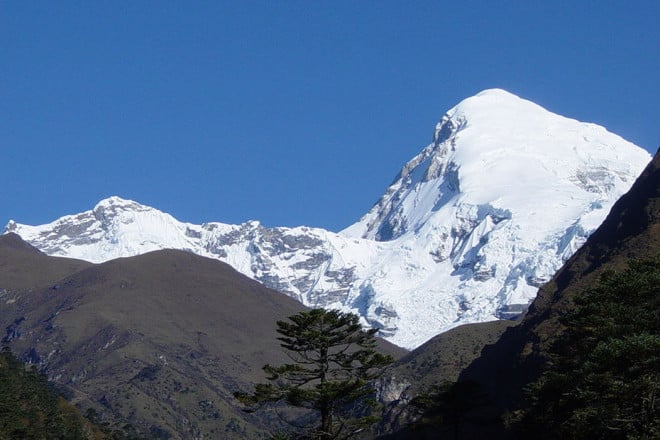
<box><xmin>5</xmin><ymin>89</ymin><xmax>651</xmax><ymax>349</ymax></box>
<box><xmin>1</xmin><ymin>89</ymin><xmax>657</xmax><ymax>439</ymax></box>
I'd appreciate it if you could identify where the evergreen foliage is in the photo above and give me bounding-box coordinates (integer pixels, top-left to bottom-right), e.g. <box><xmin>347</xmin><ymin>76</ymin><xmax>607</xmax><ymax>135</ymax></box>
<box><xmin>235</xmin><ymin>308</ymin><xmax>394</xmax><ymax>439</ymax></box>
<box><xmin>407</xmin><ymin>379</ymin><xmax>494</xmax><ymax>440</ymax></box>
<box><xmin>0</xmin><ymin>346</ymin><xmax>107</xmax><ymax>439</ymax></box>
<box><xmin>518</xmin><ymin>256</ymin><xmax>660</xmax><ymax>439</ymax></box>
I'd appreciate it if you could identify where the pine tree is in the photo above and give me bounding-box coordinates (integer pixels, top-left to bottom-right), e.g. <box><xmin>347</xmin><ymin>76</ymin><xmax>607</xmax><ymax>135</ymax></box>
<box><xmin>235</xmin><ymin>308</ymin><xmax>394</xmax><ymax>439</ymax></box>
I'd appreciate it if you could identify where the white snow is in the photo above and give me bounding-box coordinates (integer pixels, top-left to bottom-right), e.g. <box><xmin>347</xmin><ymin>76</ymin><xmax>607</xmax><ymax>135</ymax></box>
<box><xmin>4</xmin><ymin>89</ymin><xmax>651</xmax><ymax>349</ymax></box>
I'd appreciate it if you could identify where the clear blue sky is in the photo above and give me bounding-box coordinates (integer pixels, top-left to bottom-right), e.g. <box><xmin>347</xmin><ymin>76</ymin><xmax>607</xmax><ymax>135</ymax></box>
<box><xmin>2</xmin><ymin>1</ymin><xmax>658</xmax><ymax>231</ymax></box>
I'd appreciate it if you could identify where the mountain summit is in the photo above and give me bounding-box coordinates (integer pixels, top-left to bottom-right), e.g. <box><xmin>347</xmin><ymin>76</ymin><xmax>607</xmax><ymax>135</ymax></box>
<box><xmin>345</xmin><ymin>88</ymin><xmax>646</xmax><ymax>240</ymax></box>
<box><xmin>4</xmin><ymin>89</ymin><xmax>651</xmax><ymax>349</ymax></box>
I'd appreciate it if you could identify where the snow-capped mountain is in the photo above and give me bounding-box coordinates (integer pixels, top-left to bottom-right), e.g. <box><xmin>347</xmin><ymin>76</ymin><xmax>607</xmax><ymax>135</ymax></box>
<box><xmin>4</xmin><ymin>89</ymin><xmax>651</xmax><ymax>349</ymax></box>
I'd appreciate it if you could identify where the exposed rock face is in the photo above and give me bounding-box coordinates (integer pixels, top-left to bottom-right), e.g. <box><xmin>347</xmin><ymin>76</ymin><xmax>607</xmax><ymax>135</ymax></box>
<box><xmin>4</xmin><ymin>89</ymin><xmax>651</xmax><ymax>349</ymax></box>
<box><xmin>375</xmin><ymin>375</ymin><xmax>412</xmax><ymax>404</ymax></box>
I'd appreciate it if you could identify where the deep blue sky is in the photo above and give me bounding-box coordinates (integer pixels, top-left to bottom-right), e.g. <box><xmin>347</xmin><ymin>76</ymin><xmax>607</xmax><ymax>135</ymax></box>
<box><xmin>2</xmin><ymin>1</ymin><xmax>658</xmax><ymax>231</ymax></box>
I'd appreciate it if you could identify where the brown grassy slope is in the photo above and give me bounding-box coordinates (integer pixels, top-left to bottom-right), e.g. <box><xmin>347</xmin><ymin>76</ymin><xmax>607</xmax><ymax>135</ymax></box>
<box><xmin>387</xmin><ymin>320</ymin><xmax>516</xmax><ymax>394</ymax></box>
<box><xmin>0</xmin><ymin>241</ymin><xmax>404</xmax><ymax>439</ymax></box>
<box><xmin>2</xmin><ymin>247</ymin><xmax>308</xmax><ymax>439</ymax></box>
<box><xmin>0</xmin><ymin>232</ymin><xmax>91</xmax><ymax>291</ymax></box>
<box><xmin>460</xmin><ymin>150</ymin><xmax>660</xmax><ymax>414</ymax></box>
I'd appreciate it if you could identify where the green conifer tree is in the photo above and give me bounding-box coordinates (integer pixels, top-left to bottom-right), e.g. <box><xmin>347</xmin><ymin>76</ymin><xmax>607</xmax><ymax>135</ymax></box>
<box><xmin>235</xmin><ymin>308</ymin><xmax>394</xmax><ymax>439</ymax></box>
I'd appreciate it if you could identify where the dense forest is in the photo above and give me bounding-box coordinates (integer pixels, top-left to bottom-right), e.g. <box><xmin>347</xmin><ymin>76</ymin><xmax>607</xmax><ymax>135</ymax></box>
<box><xmin>516</xmin><ymin>256</ymin><xmax>659</xmax><ymax>438</ymax></box>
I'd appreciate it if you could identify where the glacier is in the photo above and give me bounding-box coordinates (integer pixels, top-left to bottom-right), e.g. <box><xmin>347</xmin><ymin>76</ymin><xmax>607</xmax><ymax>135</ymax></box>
<box><xmin>3</xmin><ymin>89</ymin><xmax>651</xmax><ymax>349</ymax></box>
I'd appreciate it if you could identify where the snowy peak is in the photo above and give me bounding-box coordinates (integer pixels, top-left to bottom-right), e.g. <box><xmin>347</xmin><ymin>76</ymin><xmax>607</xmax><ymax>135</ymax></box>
<box><xmin>93</xmin><ymin>196</ymin><xmax>151</xmax><ymax>216</ymax></box>
<box><xmin>3</xmin><ymin>90</ymin><xmax>652</xmax><ymax>349</ymax></box>
<box><xmin>342</xmin><ymin>89</ymin><xmax>648</xmax><ymax>241</ymax></box>
<box><xmin>5</xmin><ymin>196</ymin><xmax>197</xmax><ymax>263</ymax></box>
